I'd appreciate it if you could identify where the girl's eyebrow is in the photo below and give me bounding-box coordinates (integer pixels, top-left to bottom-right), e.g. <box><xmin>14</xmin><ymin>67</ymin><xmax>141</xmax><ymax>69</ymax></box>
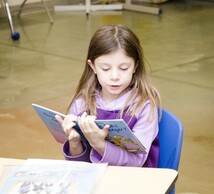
<box><xmin>120</xmin><ymin>62</ymin><xmax>132</xmax><ymax>66</ymax></box>
<box><xmin>97</xmin><ymin>62</ymin><xmax>132</xmax><ymax>66</ymax></box>
<box><xmin>96</xmin><ymin>62</ymin><xmax>110</xmax><ymax>65</ymax></box>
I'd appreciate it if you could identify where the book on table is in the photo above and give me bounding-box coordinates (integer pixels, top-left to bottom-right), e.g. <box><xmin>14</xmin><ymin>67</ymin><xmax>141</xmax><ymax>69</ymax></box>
<box><xmin>32</xmin><ymin>103</ymin><xmax>147</xmax><ymax>153</ymax></box>
<box><xmin>0</xmin><ymin>159</ymin><xmax>107</xmax><ymax>194</ymax></box>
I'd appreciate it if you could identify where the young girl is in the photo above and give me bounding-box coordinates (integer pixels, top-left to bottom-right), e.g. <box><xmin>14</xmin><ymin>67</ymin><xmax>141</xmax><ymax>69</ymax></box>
<box><xmin>56</xmin><ymin>24</ymin><xmax>161</xmax><ymax>167</ymax></box>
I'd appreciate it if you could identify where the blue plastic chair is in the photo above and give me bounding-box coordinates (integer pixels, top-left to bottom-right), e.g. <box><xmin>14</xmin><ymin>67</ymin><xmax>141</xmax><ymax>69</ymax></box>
<box><xmin>158</xmin><ymin>108</ymin><xmax>184</xmax><ymax>194</ymax></box>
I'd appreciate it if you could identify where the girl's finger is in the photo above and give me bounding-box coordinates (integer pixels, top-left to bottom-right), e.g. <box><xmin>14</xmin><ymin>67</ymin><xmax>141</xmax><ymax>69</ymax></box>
<box><xmin>68</xmin><ymin>130</ymin><xmax>77</xmax><ymax>140</ymax></box>
<box><xmin>89</xmin><ymin>115</ymin><xmax>96</xmax><ymax>122</ymax></box>
<box><xmin>81</xmin><ymin>112</ymin><xmax>88</xmax><ymax>119</ymax></box>
<box><xmin>67</xmin><ymin>114</ymin><xmax>77</xmax><ymax>121</ymax></box>
<box><xmin>78</xmin><ymin>112</ymin><xmax>89</xmax><ymax>128</ymax></box>
<box><xmin>88</xmin><ymin>116</ymin><xmax>97</xmax><ymax>129</ymax></box>
<box><xmin>55</xmin><ymin>115</ymin><xmax>64</xmax><ymax>124</ymax></box>
<box><xmin>103</xmin><ymin>124</ymin><xmax>110</xmax><ymax>134</ymax></box>
<box><xmin>65</xmin><ymin>122</ymin><xmax>76</xmax><ymax>130</ymax></box>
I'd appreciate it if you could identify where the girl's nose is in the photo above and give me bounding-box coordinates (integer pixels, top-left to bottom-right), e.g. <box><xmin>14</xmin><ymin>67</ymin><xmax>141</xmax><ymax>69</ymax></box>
<box><xmin>110</xmin><ymin>69</ymin><xmax>119</xmax><ymax>80</ymax></box>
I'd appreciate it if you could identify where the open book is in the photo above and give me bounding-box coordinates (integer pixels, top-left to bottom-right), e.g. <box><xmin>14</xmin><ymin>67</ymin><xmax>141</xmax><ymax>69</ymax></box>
<box><xmin>32</xmin><ymin>103</ymin><xmax>146</xmax><ymax>153</ymax></box>
<box><xmin>0</xmin><ymin>160</ymin><xmax>107</xmax><ymax>194</ymax></box>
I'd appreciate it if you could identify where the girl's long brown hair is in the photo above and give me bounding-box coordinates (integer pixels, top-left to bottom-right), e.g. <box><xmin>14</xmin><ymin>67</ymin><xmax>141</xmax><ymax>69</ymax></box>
<box><xmin>67</xmin><ymin>24</ymin><xmax>161</xmax><ymax>119</ymax></box>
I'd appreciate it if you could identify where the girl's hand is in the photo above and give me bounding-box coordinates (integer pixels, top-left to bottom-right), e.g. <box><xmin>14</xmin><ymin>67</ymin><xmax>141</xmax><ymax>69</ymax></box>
<box><xmin>55</xmin><ymin>114</ymin><xmax>83</xmax><ymax>155</ymax></box>
<box><xmin>55</xmin><ymin>114</ymin><xmax>80</xmax><ymax>142</ymax></box>
<box><xmin>77</xmin><ymin>112</ymin><xmax>110</xmax><ymax>156</ymax></box>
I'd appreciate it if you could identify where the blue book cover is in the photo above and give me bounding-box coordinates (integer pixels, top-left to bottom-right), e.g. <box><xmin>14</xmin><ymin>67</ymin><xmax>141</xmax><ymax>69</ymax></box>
<box><xmin>32</xmin><ymin>103</ymin><xmax>146</xmax><ymax>153</ymax></box>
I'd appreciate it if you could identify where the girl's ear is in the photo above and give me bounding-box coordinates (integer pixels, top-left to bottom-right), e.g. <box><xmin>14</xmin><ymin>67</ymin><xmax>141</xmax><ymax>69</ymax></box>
<box><xmin>88</xmin><ymin>59</ymin><xmax>97</xmax><ymax>74</ymax></box>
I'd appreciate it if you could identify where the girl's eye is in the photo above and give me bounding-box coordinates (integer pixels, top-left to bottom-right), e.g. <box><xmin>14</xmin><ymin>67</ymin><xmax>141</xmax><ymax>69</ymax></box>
<box><xmin>120</xmin><ymin>67</ymin><xmax>128</xmax><ymax>71</ymax></box>
<box><xmin>102</xmin><ymin>68</ymin><xmax>110</xmax><ymax>71</ymax></box>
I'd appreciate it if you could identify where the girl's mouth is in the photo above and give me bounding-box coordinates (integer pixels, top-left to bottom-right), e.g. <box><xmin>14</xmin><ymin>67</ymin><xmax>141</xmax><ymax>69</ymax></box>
<box><xmin>110</xmin><ymin>85</ymin><xmax>121</xmax><ymax>89</ymax></box>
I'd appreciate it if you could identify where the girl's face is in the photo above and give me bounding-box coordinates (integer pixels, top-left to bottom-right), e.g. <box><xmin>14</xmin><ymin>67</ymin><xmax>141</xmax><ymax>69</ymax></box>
<box><xmin>88</xmin><ymin>48</ymin><xmax>136</xmax><ymax>103</ymax></box>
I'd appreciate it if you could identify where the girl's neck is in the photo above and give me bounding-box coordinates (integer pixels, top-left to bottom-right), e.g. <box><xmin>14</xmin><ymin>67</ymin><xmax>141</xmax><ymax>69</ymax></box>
<box><xmin>99</xmin><ymin>88</ymin><xmax>130</xmax><ymax>105</ymax></box>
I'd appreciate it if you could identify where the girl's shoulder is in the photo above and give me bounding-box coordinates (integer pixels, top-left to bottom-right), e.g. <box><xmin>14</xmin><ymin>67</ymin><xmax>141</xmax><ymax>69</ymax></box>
<box><xmin>68</xmin><ymin>97</ymin><xmax>87</xmax><ymax>116</ymax></box>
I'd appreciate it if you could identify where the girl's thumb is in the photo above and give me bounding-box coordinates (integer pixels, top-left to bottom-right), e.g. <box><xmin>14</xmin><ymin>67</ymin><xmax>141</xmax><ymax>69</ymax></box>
<box><xmin>103</xmin><ymin>124</ymin><xmax>110</xmax><ymax>135</ymax></box>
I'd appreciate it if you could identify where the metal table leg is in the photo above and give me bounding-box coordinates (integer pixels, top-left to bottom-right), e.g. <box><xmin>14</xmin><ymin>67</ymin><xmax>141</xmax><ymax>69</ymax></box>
<box><xmin>17</xmin><ymin>0</ymin><xmax>53</xmax><ymax>24</ymax></box>
<box><xmin>2</xmin><ymin>0</ymin><xmax>20</xmax><ymax>40</ymax></box>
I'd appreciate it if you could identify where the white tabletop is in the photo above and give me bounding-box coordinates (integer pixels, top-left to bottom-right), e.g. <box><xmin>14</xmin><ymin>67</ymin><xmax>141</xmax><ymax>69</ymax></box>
<box><xmin>0</xmin><ymin>158</ymin><xmax>177</xmax><ymax>194</ymax></box>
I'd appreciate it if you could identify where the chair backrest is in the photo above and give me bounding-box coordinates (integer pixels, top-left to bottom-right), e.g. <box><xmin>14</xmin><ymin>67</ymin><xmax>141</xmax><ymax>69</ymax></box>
<box><xmin>158</xmin><ymin>108</ymin><xmax>184</xmax><ymax>170</ymax></box>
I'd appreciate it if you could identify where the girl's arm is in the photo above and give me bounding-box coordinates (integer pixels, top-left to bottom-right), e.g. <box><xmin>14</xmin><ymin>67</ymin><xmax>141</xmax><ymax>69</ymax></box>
<box><xmin>90</xmin><ymin>104</ymin><xmax>159</xmax><ymax>167</ymax></box>
<box><xmin>63</xmin><ymin>140</ymin><xmax>91</xmax><ymax>162</ymax></box>
<box><xmin>55</xmin><ymin>114</ymin><xmax>84</xmax><ymax>156</ymax></box>
<box><xmin>61</xmin><ymin>99</ymin><xmax>92</xmax><ymax>162</ymax></box>
<box><xmin>77</xmin><ymin>112</ymin><xmax>110</xmax><ymax>156</ymax></box>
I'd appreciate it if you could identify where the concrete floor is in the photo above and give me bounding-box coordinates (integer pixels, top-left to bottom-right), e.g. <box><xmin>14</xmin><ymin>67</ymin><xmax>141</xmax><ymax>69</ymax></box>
<box><xmin>0</xmin><ymin>0</ymin><xmax>213</xmax><ymax>193</ymax></box>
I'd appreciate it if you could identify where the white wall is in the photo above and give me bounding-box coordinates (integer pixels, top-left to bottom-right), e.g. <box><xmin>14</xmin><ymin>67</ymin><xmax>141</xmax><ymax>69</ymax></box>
<box><xmin>4</xmin><ymin>0</ymin><xmax>40</xmax><ymax>6</ymax></box>
<box><xmin>0</xmin><ymin>0</ymin><xmax>52</xmax><ymax>8</ymax></box>
<box><xmin>0</xmin><ymin>0</ymin><xmax>52</xmax><ymax>17</ymax></box>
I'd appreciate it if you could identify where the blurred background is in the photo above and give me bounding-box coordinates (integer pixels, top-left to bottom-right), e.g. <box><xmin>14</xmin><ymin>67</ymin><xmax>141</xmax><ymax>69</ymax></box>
<box><xmin>0</xmin><ymin>0</ymin><xmax>213</xmax><ymax>193</ymax></box>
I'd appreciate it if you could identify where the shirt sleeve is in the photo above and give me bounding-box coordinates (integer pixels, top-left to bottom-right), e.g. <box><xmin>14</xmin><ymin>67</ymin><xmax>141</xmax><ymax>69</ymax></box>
<box><xmin>90</xmin><ymin>103</ymin><xmax>159</xmax><ymax>167</ymax></box>
<box><xmin>62</xmin><ymin>140</ymin><xmax>91</xmax><ymax>163</ymax></box>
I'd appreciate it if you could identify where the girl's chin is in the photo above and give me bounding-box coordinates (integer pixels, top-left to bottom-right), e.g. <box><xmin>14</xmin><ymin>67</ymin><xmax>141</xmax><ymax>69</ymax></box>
<box><xmin>108</xmin><ymin>86</ymin><xmax>122</xmax><ymax>92</ymax></box>
<box><xmin>108</xmin><ymin>88</ymin><xmax>127</xmax><ymax>96</ymax></box>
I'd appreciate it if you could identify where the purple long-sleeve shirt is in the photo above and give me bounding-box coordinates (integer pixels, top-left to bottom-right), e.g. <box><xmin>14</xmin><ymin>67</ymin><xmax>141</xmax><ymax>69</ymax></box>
<box><xmin>62</xmin><ymin>90</ymin><xmax>159</xmax><ymax>167</ymax></box>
